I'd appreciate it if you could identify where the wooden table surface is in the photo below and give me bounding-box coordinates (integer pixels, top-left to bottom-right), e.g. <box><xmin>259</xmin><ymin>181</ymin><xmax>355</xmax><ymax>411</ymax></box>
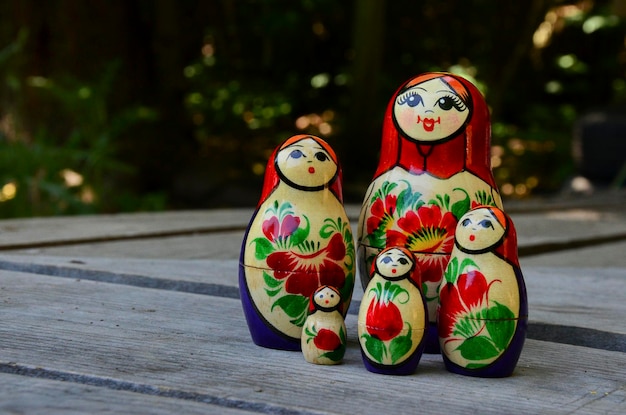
<box><xmin>1</xmin><ymin>191</ymin><xmax>625</xmax><ymax>414</ymax></box>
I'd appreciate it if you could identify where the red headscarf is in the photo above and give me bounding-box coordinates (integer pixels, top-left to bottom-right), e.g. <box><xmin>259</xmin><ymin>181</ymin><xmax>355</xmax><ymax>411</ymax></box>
<box><xmin>374</xmin><ymin>72</ymin><xmax>496</xmax><ymax>187</ymax></box>
<box><xmin>257</xmin><ymin>134</ymin><xmax>343</xmax><ymax>207</ymax></box>
<box><xmin>476</xmin><ymin>205</ymin><xmax>520</xmax><ymax>267</ymax></box>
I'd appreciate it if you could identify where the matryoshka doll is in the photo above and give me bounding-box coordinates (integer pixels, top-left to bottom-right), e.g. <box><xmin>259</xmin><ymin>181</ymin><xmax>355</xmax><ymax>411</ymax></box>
<box><xmin>357</xmin><ymin>72</ymin><xmax>503</xmax><ymax>353</ymax></box>
<box><xmin>301</xmin><ymin>285</ymin><xmax>347</xmax><ymax>365</ymax></box>
<box><xmin>357</xmin><ymin>246</ymin><xmax>427</xmax><ymax>375</ymax></box>
<box><xmin>239</xmin><ymin>135</ymin><xmax>355</xmax><ymax>351</ymax></box>
<box><xmin>438</xmin><ymin>206</ymin><xmax>527</xmax><ymax>377</ymax></box>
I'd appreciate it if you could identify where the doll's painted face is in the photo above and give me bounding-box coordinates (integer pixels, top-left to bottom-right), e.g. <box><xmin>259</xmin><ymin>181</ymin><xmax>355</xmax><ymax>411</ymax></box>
<box><xmin>275</xmin><ymin>138</ymin><xmax>338</xmax><ymax>189</ymax></box>
<box><xmin>393</xmin><ymin>77</ymin><xmax>470</xmax><ymax>142</ymax></box>
<box><xmin>376</xmin><ymin>247</ymin><xmax>414</xmax><ymax>279</ymax></box>
<box><xmin>455</xmin><ymin>208</ymin><xmax>506</xmax><ymax>252</ymax></box>
<box><xmin>313</xmin><ymin>286</ymin><xmax>341</xmax><ymax>310</ymax></box>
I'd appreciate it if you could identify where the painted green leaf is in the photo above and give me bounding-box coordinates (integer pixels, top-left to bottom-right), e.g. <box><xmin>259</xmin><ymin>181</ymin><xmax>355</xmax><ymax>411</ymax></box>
<box><xmin>474</xmin><ymin>189</ymin><xmax>496</xmax><ymax>207</ymax></box>
<box><xmin>484</xmin><ymin>302</ymin><xmax>516</xmax><ymax>351</ymax></box>
<box><xmin>362</xmin><ymin>333</ymin><xmax>385</xmax><ymax>363</ymax></box>
<box><xmin>390</xmin><ymin>325</ymin><xmax>413</xmax><ymax>364</ymax></box>
<box><xmin>263</xmin><ymin>270</ymin><xmax>282</xmax><ymax>288</ymax></box>
<box><xmin>466</xmin><ymin>362</ymin><xmax>489</xmax><ymax>369</ymax></box>
<box><xmin>266</xmin><ymin>287</ymin><xmax>282</xmax><ymax>297</ymax></box>
<box><xmin>319</xmin><ymin>217</ymin><xmax>338</xmax><ymax>238</ymax></box>
<box><xmin>252</xmin><ymin>237</ymin><xmax>274</xmax><ymax>260</ymax></box>
<box><xmin>429</xmin><ymin>193</ymin><xmax>451</xmax><ymax>210</ymax></box>
<box><xmin>271</xmin><ymin>294</ymin><xmax>308</xmax><ymax>321</ymax></box>
<box><xmin>321</xmin><ymin>343</ymin><xmax>346</xmax><ymax>362</ymax></box>
<box><xmin>444</xmin><ymin>256</ymin><xmax>460</xmax><ymax>284</ymax></box>
<box><xmin>289</xmin><ymin>216</ymin><xmax>310</xmax><ymax>246</ymax></box>
<box><xmin>457</xmin><ymin>335</ymin><xmax>500</xmax><ymax>361</ymax></box>
<box><xmin>451</xmin><ymin>188</ymin><xmax>471</xmax><ymax>220</ymax></box>
<box><xmin>396</xmin><ymin>185</ymin><xmax>422</xmax><ymax>215</ymax></box>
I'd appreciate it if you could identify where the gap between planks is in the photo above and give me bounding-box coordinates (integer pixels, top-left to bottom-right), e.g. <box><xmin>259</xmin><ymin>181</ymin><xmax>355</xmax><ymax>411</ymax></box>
<box><xmin>0</xmin><ymin>258</ymin><xmax>623</xmax><ymax>353</ymax></box>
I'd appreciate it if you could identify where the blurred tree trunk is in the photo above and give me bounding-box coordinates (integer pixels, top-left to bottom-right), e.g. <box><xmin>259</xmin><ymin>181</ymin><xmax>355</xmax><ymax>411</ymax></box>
<box><xmin>346</xmin><ymin>0</ymin><xmax>386</xmax><ymax>186</ymax></box>
<box><xmin>488</xmin><ymin>0</ymin><xmax>552</xmax><ymax>121</ymax></box>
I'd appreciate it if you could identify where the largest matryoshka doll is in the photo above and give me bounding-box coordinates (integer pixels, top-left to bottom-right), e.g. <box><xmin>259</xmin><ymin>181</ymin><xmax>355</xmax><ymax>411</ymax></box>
<box><xmin>357</xmin><ymin>72</ymin><xmax>503</xmax><ymax>353</ymax></box>
<box><xmin>240</xmin><ymin>134</ymin><xmax>355</xmax><ymax>351</ymax></box>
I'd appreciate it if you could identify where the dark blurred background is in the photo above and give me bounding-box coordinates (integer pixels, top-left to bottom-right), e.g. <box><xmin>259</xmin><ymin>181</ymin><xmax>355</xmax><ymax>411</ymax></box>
<box><xmin>0</xmin><ymin>0</ymin><xmax>624</xmax><ymax>217</ymax></box>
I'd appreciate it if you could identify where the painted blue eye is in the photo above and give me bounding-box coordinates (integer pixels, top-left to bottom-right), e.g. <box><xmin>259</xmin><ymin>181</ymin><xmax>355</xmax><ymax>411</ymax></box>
<box><xmin>479</xmin><ymin>219</ymin><xmax>494</xmax><ymax>229</ymax></box>
<box><xmin>290</xmin><ymin>149</ymin><xmax>304</xmax><ymax>159</ymax></box>
<box><xmin>462</xmin><ymin>218</ymin><xmax>472</xmax><ymax>226</ymax></box>
<box><xmin>381</xmin><ymin>256</ymin><xmax>393</xmax><ymax>264</ymax></box>
<box><xmin>398</xmin><ymin>91</ymin><xmax>423</xmax><ymax>107</ymax></box>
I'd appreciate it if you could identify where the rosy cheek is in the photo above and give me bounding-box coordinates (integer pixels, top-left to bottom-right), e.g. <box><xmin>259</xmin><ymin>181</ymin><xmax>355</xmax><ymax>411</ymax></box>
<box><xmin>397</xmin><ymin>108</ymin><xmax>416</xmax><ymax>128</ymax></box>
<box><xmin>442</xmin><ymin>113</ymin><xmax>460</xmax><ymax>125</ymax></box>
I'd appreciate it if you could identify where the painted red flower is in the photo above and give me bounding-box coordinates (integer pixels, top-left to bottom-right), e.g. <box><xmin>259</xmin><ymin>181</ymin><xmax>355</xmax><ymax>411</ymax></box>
<box><xmin>262</xmin><ymin>214</ymin><xmax>300</xmax><ymax>242</ymax></box>
<box><xmin>386</xmin><ymin>205</ymin><xmax>457</xmax><ymax>283</ymax></box>
<box><xmin>438</xmin><ymin>270</ymin><xmax>490</xmax><ymax>339</ymax></box>
<box><xmin>366</xmin><ymin>194</ymin><xmax>397</xmax><ymax>235</ymax></box>
<box><xmin>314</xmin><ymin>328</ymin><xmax>342</xmax><ymax>351</ymax></box>
<box><xmin>266</xmin><ymin>233</ymin><xmax>347</xmax><ymax>298</ymax></box>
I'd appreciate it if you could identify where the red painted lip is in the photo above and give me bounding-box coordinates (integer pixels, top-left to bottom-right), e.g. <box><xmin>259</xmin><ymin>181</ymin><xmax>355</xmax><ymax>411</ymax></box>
<box><xmin>417</xmin><ymin>115</ymin><xmax>440</xmax><ymax>132</ymax></box>
<box><xmin>391</xmin><ymin>268</ymin><xmax>396</xmax><ymax>273</ymax></box>
<box><xmin>470</xmin><ymin>235</ymin><xmax>475</xmax><ymax>241</ymax></box>
<box><xmin>308</xmin><ymin>167</ymin><xmax>315</xmax><ymax>173</ymax></box>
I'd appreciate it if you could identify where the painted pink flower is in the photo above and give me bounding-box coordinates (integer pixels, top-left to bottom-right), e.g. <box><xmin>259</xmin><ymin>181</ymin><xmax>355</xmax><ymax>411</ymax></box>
<box><xmin>262</xmin><ymin>214</ymin><xmax>300</xmax><ymax>242</ymax></box>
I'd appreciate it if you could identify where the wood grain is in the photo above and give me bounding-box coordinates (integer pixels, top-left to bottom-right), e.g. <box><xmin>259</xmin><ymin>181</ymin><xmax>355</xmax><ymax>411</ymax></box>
<box><xmin>1</xmin><ymin>270</ymin><xmax>625</xmax><ymax>414</ymax></box>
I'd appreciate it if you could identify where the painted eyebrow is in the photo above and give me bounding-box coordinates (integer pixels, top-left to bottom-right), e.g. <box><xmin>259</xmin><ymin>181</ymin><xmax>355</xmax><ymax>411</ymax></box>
<box><xmin>436</xmin><ymin>89</ymin><xmax>456</xmax><ymax>94</ymax></box>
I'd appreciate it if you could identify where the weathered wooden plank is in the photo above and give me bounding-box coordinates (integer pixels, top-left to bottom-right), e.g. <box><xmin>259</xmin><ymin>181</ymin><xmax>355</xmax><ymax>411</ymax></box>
<box><xmin>0</xmin><ymin>373</ymin><xmax>256</xmax><ymax>415</ymax></box>
<box><xmin>521</xmin><ymin>240</ymin><xmax>626</xmax><ymax>268</ymax></box>
<box><xmin>1</xmin><ymin>271</ymin><xmax>625</xmax><ymax>414</ymax></box>
<box><xmin>0</xmin><ymin>256</ymin><xmax>623</xmax><ymax>336</ymax></box>
<box><xmin>0</xmin><ymin>206</ymin><xmax>625</xmax><ymax>258</ymax></box>
<box><xmin>0</xmin><ymin>209</ymin><xmax>253</xmax><ymax>250</ymax></box>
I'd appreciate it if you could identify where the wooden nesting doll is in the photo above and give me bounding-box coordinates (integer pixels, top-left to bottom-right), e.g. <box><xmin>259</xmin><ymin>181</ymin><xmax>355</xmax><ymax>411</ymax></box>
<box><xmin>239</xmin><ymin>135</ymin><xmax>355</xmax><ymax>351</ymax></box>
<box><xmin>438</xmin><ymin>206</ymin><xmax>528</xmax><ymax>377</ymax></box>
<box><xmin>358</xmin><ymin>247</ymin><xmax>427</xmax><ymax>375</ymax></box>
<box><xmin>357</xmin><ymin>72</ymin><xmax>503</xmax><ymax>353</ymax></box>
<box><xmin>301</xmin><ymin>285</ymin><xmax>347</xmax><ymax>365</ymax></box>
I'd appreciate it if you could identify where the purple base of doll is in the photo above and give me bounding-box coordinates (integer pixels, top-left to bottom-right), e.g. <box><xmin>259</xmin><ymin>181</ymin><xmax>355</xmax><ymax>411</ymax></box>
<box><xmin>442</xmin><ymin>318</ymin><xmax>528</xmax><ymax>378</ymax></box>
<box><xmin>238</xmin><ymin>263</ymin><xmax>301</xmax><ymax>351</ymax></box>
<box><xmin>360</xmin><ymin>341</ymin><xmax>426</xmax><ymax>376</ymax></box>
<box><xmin>423</xmin><ymin>322</ymin><xmax>440</xmax><ymax>354</ymax></box>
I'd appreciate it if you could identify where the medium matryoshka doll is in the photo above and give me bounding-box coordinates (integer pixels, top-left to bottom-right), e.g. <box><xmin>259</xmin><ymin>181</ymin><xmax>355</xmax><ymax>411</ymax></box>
<box><xmin>357</xmin><ymin>72</ymin><xmax>503</xmax><ymax>353</ymax></box>
<box><xmin>357</xmin><ymin>246</ymin><xmax>428</xmax><ymax>375</ymax></box>
<box><xmin>438</xmin><ymin>205</ymin><xmax>528</xmax><ymax>377</ymax></box>
<box><xmin>239</xmin><ymin>134</ymin><xmax>355</xmax><ymax>351</ymax></box>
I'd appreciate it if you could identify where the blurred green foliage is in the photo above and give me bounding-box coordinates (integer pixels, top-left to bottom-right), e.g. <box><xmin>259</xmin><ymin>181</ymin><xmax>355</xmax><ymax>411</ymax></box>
<box><xmin>0</xmin><ymin>0</ymin><xmax>624</xmax><ymax>217</ymax></box>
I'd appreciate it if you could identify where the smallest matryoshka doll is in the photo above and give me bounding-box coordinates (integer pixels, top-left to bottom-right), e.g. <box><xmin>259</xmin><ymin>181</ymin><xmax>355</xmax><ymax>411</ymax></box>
<box><xmin>438</xmin><ymin>206</ymin><xmax>528</xmax><ymax>377</ymax></box>
<box><xmin>301</xmin><ymin>285</ymin><xmax>347</xmax><ymax>365</ymax></box>
<box><xmin>358</xmin><ymin>247</ymin><xmax>428</xmax><ymax>375</ymax></box>
<box><xmin>239</xmin><ymin>135</ymin><xmax>355</xmax><ymax>351</ymax></box>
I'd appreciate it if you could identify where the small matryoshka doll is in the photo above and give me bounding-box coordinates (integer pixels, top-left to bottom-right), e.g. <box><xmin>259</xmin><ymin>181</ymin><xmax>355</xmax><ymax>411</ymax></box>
<box><xmin>301</xmin><ymin>285</ymin><xmax>347</xmax><ymax>365</ymax></box>
<box><xmin>438</xmin><ymin>206</ymin><xmax>528</xmax><ymax>377</ymax></box>
<box><xmin>357</xmin><ymin>72</ymin><xmax>503</xmax><ymax>353</ymax></box>
<box><xmin>239</xmin><ymin>135</ymin><xmax>355</xmax><ymax>351</ymax></box>
<box><xmin>358</xmin><ymin>247</ymin><xmax>427</xmax><ymax>375</ymax></box>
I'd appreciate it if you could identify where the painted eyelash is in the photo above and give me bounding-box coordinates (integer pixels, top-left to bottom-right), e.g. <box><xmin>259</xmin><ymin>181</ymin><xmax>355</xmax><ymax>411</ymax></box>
<box><xmin>442</xmin><ymin>94</ymin><xmax>468</xmax><ymax>111</ymax></box>
<box><xmin>397</xmin><ymin>91</ymin><xmax>420</xmax><ymax>105</ymax></box>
